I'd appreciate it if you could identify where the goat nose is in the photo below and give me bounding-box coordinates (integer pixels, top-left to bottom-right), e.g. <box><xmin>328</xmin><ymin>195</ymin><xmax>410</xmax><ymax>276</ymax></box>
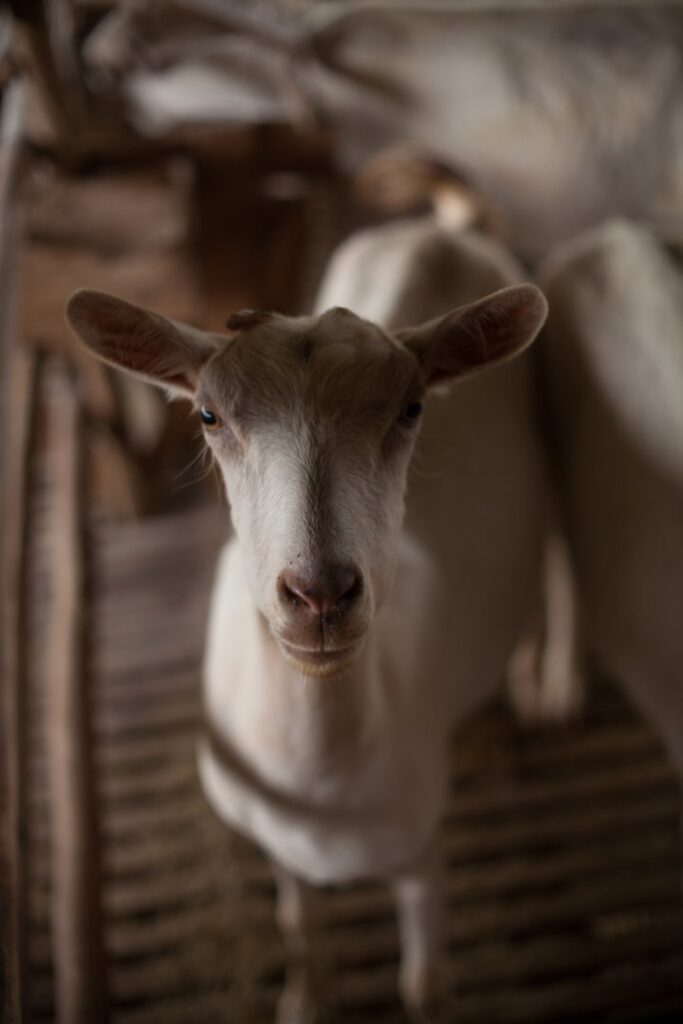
<box><xmin>278</xmin><ymin>565</ymin><xmax>362</xmax><ymax>617</ymax></box>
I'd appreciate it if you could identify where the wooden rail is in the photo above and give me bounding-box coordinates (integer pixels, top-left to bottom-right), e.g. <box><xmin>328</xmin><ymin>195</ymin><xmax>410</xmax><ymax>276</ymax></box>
<box><xmin>44</xmin><ymin>361</ymin><xmax>109</xmax><ymax>1022</ymax></box>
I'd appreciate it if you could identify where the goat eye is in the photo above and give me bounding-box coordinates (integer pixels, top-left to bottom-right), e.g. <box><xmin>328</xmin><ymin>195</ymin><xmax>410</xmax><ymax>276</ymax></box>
<box><xmin>401</xmin><ymin>402</ymin><xmax>423</xmax><ymax>423</ymax></box>
<box><xmin>200</xmin><ymin>406</ymin><xmax>220</xmax><ymax>429</ymax></box>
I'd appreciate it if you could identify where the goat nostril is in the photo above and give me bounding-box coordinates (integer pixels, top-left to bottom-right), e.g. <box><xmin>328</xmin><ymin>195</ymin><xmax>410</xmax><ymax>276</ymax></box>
<box><xmin>279</xmin><ymin>573</ymin><xmax>324</xmax><ymax>615</ymax></box>
<box><xmin>278</xmin><ymin>566</ymin><xmax>362</xmax><ymax>617</ymax></box>
<box><xmin>279</xmin><ymin>574</ymin><xmax>308</xmax><ymax>610</ymax></box>
<box><xmin>336</xmin><ymin>569</ymin><xmax>362</xmax><ymax>608</ymax></box>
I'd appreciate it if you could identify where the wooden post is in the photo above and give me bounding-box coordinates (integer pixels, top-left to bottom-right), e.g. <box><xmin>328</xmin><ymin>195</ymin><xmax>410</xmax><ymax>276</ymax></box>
<box><xmin>0</xmin><ymin>345</ymin><xmax>37</xmax><ymax>1024</ymax></box>
<box><xmin>0</xmin><ymin>75</ymin><xmax>30</xmax><ymax>1024</ymax></box>
<box><xmin>44</xmin><ymin>362</ymin><xmax>108</xmax><ymax>1023</ymax></box>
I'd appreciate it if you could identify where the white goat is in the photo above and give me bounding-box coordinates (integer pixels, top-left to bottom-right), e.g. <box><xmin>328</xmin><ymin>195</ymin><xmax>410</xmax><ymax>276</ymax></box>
<box><xmin>67</xmin><ymin>203</ymin><xmax>547</xmax><ymax>1021</ymax></box>
<box><xmin>538</xmin><ymin>218</ymin><xmax>683</xmax><ymax>825</ymax></box>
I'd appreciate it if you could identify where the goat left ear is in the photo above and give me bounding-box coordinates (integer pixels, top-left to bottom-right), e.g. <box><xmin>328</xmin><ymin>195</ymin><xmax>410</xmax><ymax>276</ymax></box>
<box><xmin>66</xmin><ymin>289</ymin><xmax>221</xmax><ymax>399</ymax></box>
<box><xmin>397</xmin><ymin>284</ymin><xmax>547</xmax><ymax>387</ymax></box>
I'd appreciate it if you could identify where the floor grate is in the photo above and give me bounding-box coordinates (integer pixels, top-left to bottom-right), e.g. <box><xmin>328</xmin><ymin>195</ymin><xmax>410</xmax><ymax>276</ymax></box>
<box><xmin>26</xmin><ymin>503</ymin><xmax>683</xmax><ymax>1023</ymax></box>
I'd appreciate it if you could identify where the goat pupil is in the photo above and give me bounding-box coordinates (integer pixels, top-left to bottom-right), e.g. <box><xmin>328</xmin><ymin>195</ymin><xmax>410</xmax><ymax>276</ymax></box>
<box><xmin>200</xmin><ymin>407</ymin><xmax>217</xmax><ymax>426</ymax></box>
<box><xmin>404</xmin><ymin>402</ymin><xmax>422</xmax><ymax>420</ymax></box>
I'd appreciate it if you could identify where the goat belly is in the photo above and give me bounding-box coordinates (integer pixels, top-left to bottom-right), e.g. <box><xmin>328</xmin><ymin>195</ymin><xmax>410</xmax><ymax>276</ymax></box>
<box><xmin>196</xmin><ymin>733</ymin><xmax>445</xmax><ymax>885</ymax></box>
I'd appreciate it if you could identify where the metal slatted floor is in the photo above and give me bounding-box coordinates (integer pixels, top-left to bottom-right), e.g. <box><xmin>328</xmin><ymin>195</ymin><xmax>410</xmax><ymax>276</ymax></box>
<box><xmin>26</xmin><ymin>503</ymin><xmax>683</xmax><ymax>1024</ymax></box>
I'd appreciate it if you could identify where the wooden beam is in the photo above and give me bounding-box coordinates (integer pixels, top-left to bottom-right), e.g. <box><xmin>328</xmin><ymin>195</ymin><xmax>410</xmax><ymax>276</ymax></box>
<box><xmin>44</xmin><ymin>361</ymin><xmax>109</xmax><ymax>1023</ymax></box>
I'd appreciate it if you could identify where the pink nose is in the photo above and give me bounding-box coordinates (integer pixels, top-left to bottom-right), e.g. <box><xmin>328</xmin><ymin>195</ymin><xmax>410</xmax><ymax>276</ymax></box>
<box><xmin>278</xmin><ymin>565</ymin><xmax>362</xmax><ymax>618</ymax></box>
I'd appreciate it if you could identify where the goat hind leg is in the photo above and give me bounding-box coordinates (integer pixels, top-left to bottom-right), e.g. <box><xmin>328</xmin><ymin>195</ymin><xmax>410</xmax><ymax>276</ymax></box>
<box><xmin>507</xmin><ymin>531</ymin><xmax>584</xmax><ymax>726</ymax></box>
<box><xmin>537</xmin><ymin>532</ymin><xmax>585</xmax><ymax>721</ymax></box>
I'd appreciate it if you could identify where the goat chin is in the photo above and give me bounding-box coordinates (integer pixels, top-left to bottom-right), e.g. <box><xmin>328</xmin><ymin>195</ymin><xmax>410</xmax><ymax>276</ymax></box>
<box><xmin>279</xmin><ymin>649</ymin><xmax>357</xmax><ymax>679</ymax></box>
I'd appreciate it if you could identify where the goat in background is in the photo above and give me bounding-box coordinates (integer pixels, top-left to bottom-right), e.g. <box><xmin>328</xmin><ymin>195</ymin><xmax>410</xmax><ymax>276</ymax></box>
<box><xmin>539</xmin><ymin>219</ymin><xmax>683</xmax><ymax>873</ymax></box>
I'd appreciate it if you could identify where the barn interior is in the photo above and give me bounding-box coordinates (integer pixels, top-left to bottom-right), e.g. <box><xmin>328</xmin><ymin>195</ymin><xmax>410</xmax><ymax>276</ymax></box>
<box><xmin>1</xmin><ymin>3</ymin><xmax>683</xmax><ymax>1023</ymax></box>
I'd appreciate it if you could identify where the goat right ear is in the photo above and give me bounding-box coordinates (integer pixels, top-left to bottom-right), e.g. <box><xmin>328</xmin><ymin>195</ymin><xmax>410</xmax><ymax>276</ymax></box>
<box><xmin>396</xmin><ymin>284</ymin><xmax>547</xmax><ymax>388</ymax></box>
<box><xmin>66</xmin><ymin>289</ymin><xmax>221</xmax><ymax>399</ymax></box>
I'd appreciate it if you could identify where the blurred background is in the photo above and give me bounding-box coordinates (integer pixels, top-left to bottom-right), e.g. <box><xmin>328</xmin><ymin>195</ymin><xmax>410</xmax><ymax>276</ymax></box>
<box><xmin>1</xmin><ymin>2</ymin><xmax>683</xmax><ymax>1022</ymax></box>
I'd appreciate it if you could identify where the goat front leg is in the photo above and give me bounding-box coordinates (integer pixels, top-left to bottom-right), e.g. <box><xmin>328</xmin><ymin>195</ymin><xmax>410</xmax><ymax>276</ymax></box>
<box><xmin>392</xmin><ymin>845</ymin><xmax>449</xmax><ymax>1023</ymax></box>
<box><xmin>272</xmin><ymin>861</ymin><xmax>327</xmax><ymax>1024</ymax></box>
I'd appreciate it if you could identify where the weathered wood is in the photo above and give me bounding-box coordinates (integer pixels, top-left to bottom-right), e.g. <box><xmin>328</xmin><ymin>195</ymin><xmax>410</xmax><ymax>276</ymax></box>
<box><xmin>11</xmin><ymin>0</ymin><xmax>89</xmax><ymax>155</ymax></box>
<box><xmin>0</xmin><ymin>343</ymin><xmax>37</xmax><ymax>1024</ymax></box>
<box><xmin>0</xmin><ymin>74</ymin><xmax>30</xmax><ymax>1024</ymax></box>
<box><xmin>44</xmin><ymin>362</ymin><xmax>108</xmax><ymax>1022</ymax></box>
<box><xmin>22</xmin><ymin>158</ymin><xmax>205</xmax><ymax>515</ymax></box>
<box><xmin>88</xmin><ymin>422</ymin><xmax>146</xmax><ymax>520</ymax></box>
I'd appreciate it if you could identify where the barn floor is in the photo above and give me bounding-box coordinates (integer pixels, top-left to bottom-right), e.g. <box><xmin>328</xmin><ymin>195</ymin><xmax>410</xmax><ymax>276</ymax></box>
<box><xmin>24</xmin><ymin>499</ymin><xmax>683</xmax><ymax>1024</ymax></box>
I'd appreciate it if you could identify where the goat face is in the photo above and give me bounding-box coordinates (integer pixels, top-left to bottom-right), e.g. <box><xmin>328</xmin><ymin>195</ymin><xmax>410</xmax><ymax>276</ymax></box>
<box><xmin>66</xmin><ymin>285</ymin><xmax>547</xmax><ymax>677</ymax></box>
<box><xmin>197</xmin><ymin>308</ymin><xmax>423</xmax><ymax>676</ymax></box>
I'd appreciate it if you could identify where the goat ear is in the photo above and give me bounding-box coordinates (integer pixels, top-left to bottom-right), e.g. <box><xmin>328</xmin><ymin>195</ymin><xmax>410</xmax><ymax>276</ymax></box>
<box><xmin>397</xmin><ymin>284</ymin><xmax>547</xmax><ymax>387</ymax></box>
<box><xmin>65</xmin><ymin>289</ymin><xmax>220</xmax><ymax>398</ymax></box>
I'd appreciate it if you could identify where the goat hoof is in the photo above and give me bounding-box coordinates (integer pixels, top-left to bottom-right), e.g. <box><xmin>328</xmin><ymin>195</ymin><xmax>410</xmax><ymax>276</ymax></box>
<box><xmin>276</xmin><ymin>979</ymin><xmax>322</xmax><ymax>1024</ymax></box>
<box><xmin>399</xmin><ymin>961</ymin><xmax>451</xmax><ymax>1024</ymax></box>
<box><xmin>507</xmin><ymin>658</ymin><xmax>585</xmax><ymax>728</ymax></box>
<box><xmin>537</xmin><ymin>666</ymin><xmax>586</xmax><ymax>724</ymax></box>
<box><xmin>404</xmin><ymin>996</ymin><xmax>451</xmax><ymax>1024</ymax></box>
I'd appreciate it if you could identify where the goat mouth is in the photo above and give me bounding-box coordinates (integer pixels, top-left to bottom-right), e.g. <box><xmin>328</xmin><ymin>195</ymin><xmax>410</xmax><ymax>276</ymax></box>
<box><xmin>277</xmin><ymin>640</ymin><xmax>359</xmax><ymax>678</ymax></box>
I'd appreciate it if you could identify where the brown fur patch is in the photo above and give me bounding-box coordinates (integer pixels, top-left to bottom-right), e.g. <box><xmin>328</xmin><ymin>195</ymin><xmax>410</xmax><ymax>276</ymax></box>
<box><xmin>200</xmin><ymin>310</ymin><xmax>422</xmax><ymax>439</ymax></box>
<box><xmin>299</xmin><ymin>333</ymin><xmax>315</xmax><ymax>363</ymax></box>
